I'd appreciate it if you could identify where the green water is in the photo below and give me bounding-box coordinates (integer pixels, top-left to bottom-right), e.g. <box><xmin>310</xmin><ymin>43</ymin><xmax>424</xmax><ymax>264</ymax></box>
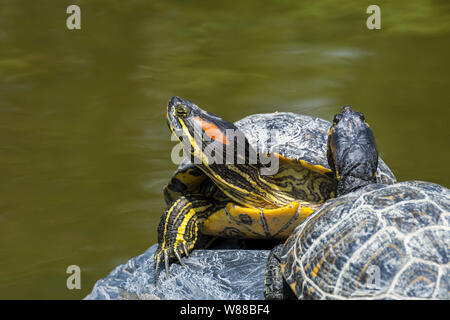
<box><xmin>0</xmin><ymin>0</ymin><xmax>449</xmax><ymax>299</ymax></box>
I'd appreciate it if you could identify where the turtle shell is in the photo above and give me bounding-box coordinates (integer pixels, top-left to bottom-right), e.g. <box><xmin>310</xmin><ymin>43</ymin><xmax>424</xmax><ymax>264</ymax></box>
<box><xmin>281</xmin><ymin>180</ymin><xmax>450</xmax><ymax>299</ymax></box>
<box><xmin>164</xmin><ymin>112</ymin><xmax>396</xmax><ymax>204</ymax></box>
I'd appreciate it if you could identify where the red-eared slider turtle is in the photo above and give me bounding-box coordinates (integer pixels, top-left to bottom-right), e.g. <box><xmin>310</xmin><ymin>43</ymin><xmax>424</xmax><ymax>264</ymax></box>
<box><xmin>265</xmin><ymin>106</ymin><xmax>450</xmax><ymax>299</ymax></box>
<box><xmin>155</xmin><ymin>97</ymin><xmax>397</xmax><ymax>279</ymax></box>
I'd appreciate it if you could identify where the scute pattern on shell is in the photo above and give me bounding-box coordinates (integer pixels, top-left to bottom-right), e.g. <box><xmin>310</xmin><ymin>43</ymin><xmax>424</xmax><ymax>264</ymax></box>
<box><xmin>281</xmin><ymin>181</ymin><xmax>450</xmax><ymax>299</ymax></box>
<box><xmin>235</xmin><ymin>113</ymin><xmax>332</xmax><ymax>167</ymax></box>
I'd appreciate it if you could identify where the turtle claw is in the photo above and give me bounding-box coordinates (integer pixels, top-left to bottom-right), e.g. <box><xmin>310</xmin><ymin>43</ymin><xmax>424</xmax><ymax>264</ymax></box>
<box><xmin>174</xmin><ymin>250</ymin><xmax>184</xmax><ymax>266</ymax></box>
<box><xmin>154</xmin><ymin>255</ymin><xmax>161</xmax><ymax>285</ymax></box>
<box><xmin>164</xmin><ymin>252</ymin><xmax>170</xmax><ymax>278</ymax></box>
<box><xmin>183</xmin><ymin>243</ymin><xmax>189</xmax><ymax>257</ymax></box>
<box><xmin>154</xmin><ymin>240</ymin><xmax>193</xmax><ymax>285</ymax></box>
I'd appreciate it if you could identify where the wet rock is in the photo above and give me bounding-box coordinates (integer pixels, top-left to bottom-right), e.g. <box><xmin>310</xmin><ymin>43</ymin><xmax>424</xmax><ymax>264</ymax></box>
<box><xmin>85</xmin><ymin>244</ymin><xmax>270</xmax><ymax>300</ymax></box>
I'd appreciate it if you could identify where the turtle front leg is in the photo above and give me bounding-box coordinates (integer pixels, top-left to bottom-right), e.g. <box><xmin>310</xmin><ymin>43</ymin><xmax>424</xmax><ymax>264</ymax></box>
<box><xmin>154</xmin><ymin>196</ymin><xmax>215</xmax><ymax>283</ymax></box>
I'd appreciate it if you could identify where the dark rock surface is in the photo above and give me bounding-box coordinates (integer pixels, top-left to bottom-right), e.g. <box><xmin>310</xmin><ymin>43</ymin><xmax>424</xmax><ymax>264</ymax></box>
<box><xmin>85</xmin><ymin>244</ymin><xmax>270</xmax><ymax>300</ymax></box>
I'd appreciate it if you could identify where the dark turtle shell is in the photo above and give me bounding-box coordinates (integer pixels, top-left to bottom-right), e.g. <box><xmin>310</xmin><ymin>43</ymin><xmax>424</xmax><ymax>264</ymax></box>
<box><xmin>281</xmin><ymin>180</ymin><xmax>450</xmax><ymax>299</ymax></box>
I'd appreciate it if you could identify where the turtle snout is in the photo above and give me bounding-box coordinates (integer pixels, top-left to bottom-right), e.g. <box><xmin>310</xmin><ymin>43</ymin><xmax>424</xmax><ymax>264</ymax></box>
<box><xmin>341</xmin><ymin>105</ymin><xmax>355</xmax><ymax>114</ymax></box>
<box><xmin>169</xmin><ymin>96</ymin><xmax>184</xmax><ymax>107</ymax></box>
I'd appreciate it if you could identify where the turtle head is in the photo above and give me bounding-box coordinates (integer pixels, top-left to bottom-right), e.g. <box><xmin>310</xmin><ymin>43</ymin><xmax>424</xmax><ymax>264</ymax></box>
<box><xmin>166</xmin><ymin>96</ymin><xmax>245</xmax><ymax>166</ymax></box>
<box><xmin>327</xmin><ymin>106</ymin><xmax>378</xmax><ymax>195</ymax></box>
<box><xmin>166</xmin><ymin>96</ymin><xmax>288</xmax><ymax>208</ymax></box>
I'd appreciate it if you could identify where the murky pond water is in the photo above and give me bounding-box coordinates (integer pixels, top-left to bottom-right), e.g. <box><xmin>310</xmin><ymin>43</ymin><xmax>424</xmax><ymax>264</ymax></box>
<box><xmin>0</xmin><ymin>1</ymin><xmax>449</xmax><ymax>299</ymax></box>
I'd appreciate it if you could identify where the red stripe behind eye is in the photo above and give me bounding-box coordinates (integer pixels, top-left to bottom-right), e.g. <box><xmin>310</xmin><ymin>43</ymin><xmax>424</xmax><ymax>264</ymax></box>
<box><xmin>193</xmin><ymin>116</ymin><xmax>229</xmax><ymax>145</ymax></box>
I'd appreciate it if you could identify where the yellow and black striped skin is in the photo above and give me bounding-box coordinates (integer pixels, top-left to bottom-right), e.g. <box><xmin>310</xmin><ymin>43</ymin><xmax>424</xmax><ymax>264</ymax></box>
<box><xmin>163</xmin><ymin>165</ymin><xmax>207</xmax><ymax>205</ymax></box>
<box><xmin>162</xmin><ymin>166</ymin><xmax>324</xmax><ymax>239</ymax></box>
<box><xmin>155</xmin><ymin>195</ymin><xmax>216</xmax><ymax>280</ymax></box>
<box><xmin>155</xmin><ymin>96</ymin><xmax>337</xmax><ymax>277</ymax></box>
<box><xmin>202</xmin><ymin>200</ymin><xmax>320</xmax><ymax>239</ymax></box>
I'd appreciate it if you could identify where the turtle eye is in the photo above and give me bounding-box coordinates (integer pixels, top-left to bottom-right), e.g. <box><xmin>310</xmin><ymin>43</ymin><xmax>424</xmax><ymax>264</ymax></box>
<box><xmin>175</xmin><ymin>105</ymin><xmax>189</xmax><ymax>118</ymax></box>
